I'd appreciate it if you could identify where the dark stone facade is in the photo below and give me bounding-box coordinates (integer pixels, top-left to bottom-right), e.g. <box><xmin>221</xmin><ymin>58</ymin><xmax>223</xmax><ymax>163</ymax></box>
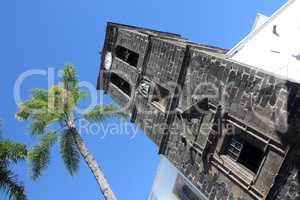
<box><xmin>97</xmin><ymin>22</ymin><xmax>300</xmax><ymax>200</ymax></box>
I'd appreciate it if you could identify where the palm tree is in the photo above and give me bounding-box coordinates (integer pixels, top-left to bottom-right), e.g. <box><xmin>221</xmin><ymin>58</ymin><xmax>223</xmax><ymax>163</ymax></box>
<box><xmin>16</xmin><ymin>64</ymin><xmax>128</xmax><ymax>200</ymax></box>
<box><xmin>0</xmin><ymin>139</ymin><xmax>27</xmax><ymax>200</ymax></box>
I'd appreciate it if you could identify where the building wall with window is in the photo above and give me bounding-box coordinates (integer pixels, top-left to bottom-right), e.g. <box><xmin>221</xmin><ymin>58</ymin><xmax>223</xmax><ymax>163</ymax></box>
<box><xmin>97</xmin><ymin>19</ymin><xmax>300</xmax><ymax>200</ymax></box>
<box><xmin>228</xmin><ymin>0</ymin><xmax>300</xmax><ymax>83</ymax></box>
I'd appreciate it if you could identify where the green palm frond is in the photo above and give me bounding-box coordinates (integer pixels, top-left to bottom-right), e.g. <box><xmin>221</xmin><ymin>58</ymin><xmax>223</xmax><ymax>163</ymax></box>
<box><xmin>62</xmin><ymin>64</ymin><xmax>78</xmax><ymax>92</ymax></box>
<box><xmin>0</xmin><ymin>120</ymin><xmax>27</xmax><ymax>200</ymax></box>
<box><xmin>84</xmin><ymin>104</ymin><xmax>129</xmax><ymax>123</ymax></box>
<box><xmin>16</xmin><ymin>88</ymin><xmax>65</xmax><ymax>135</ymax></box>
<box><xmin>29</xmin><ymin>119</ymin><xmax>47</xmax><ymax>136</ymax></box>
<box><xmin>0</xmin><ymin>165</ymin><xmax>26</xmax><ymax>200</ymax></box>
<box><xmin>16</xmin><ymin>92</ymin><xmax>55</xmax><ymax>121</ymax></box>
<box><xmin>29</xmin><ymin>111</ymin><xmax>59</xmax><ymax>135</ymax></box>
<box><xmin>28</xmin><ymin>132</ymin><xmax>57</xmax><ymax>180</ymax></box>
<box><xmin>15</xmin><ymin>104</ymin><xmax>31</xmax><ymax>121</ymax></box>
<box><xmin>60</xmin><ymin>130</ymin><xmax>80</xmax><ymax>176</ymax></box>
<box><xmin>31</xmin><ymin>88</ymin><xmax>48</xmax><ymax>102</ymax></box>
<box><xmin>0</xmin><ymin>141</ymin><xmax>27</xmax><ymax>164</ymax></box>
<box><xmin>48</xmin><ymin>85</ymin><xmax>81</xmax><ymax>115</ymax></box>
<box><xmin>62</xmin><ymin>64</ymin><xmax>88</xmax><ymax>105</ymax></box>
<box><xmin>72</xmin><ymin>88</ymin><xmax>89</xmax><ymax>104</ymax></box>
<box><xmin>48</xmin><ymin>85</ymin><xmax>69</xmax><ymax>115</ymax></box>
<box><xmin>62</xmin><ymin>64</ymin><xmax>88</xmax><ymax>106</ymax></box>
<box><xmin>23</xmin><ymin>99</ymin><xmax>47</xmax><ymax>111</ymax></box>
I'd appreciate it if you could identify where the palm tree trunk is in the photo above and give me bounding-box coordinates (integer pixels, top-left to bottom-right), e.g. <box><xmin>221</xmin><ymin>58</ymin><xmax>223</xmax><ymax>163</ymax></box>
<box><xmin>71</xmin><ymin>128</ymin><xmax>117</xmax><ymax>200</ymax></box>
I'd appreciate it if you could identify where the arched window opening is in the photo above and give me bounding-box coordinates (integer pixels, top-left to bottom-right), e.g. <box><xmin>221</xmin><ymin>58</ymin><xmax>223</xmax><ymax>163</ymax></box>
<box><xmin>110</xmin><ymin>73</ymin><xmax>131</xmax><ymax>96</ymax></box>
<box><xmin>115</xmin><ymin>45</ymin><xmax>139</xmax><ymax>67</ymax></box>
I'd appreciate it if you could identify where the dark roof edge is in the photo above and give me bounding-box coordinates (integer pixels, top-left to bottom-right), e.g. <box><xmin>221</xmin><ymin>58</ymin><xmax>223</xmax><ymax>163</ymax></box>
<box><xmin>107</xmin><ymin>22</ymin><xmax>228</xmax><ymax>54</ymax></box>
<box><xmin>107</xmin><ymin>22</ymin><xmax>182</xmax><ymax>38</ymax></box>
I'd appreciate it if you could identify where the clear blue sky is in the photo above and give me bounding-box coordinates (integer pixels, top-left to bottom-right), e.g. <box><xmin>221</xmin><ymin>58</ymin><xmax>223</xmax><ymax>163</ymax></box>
<box><xmin>0</xmin><ymin>0</ymin><xmax>286</xmax><ymax>199</ymax></box>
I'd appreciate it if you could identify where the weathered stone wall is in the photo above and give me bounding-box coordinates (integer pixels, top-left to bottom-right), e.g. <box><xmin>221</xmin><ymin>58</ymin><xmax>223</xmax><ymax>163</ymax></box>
<box><xmin>164</xmin><ymin>46</ymin><xmax>300</xmax><ymax>199</ymax></box>
<box><xmin>145</xmin><ymin>37</ymin><xmax>186</xmax><ymax>93</ymax></box>
<box><xmin>275</xmin><ymin>169</ymin><xmax>300</xmax><ymax>200</ymax></box>
<box><xmin>180</xmin><ymin>48</ymin><xmax>296</xmax><ymax>144</ymax></box>
<box><xmin>134</xmin><ymin>92</ymin><xmax>168</xmax><ymax>146</ymax></box>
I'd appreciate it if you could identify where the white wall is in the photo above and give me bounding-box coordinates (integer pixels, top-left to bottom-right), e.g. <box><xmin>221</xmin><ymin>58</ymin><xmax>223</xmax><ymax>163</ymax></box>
<box><xmin>230</xmin><ymin>0</ymin><xmax>300</xmax><ymax>83</ymax></box>
<box><xmin>148</xmin><ymin>156</ymin><xmax>207</xmax><ymax>200</ymax></box>
<box><xmin>148</xmin><ymin>156</ymin><xmax>180</xmax><ymax>200</ymax></box>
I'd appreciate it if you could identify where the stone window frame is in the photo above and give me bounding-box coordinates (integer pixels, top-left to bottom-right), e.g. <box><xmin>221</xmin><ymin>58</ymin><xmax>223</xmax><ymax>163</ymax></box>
<box><xmin>221</xmin><ymin>129</ymin><xmax>265</xmax><ymax>174</ymax></box>
<box><xmin>114</xmin><ymin>45</ymin><xmax>140</xmax><ymax>68</ymax></box>
<box><xmin>209</xmin><ymin>113</ymin><xmax>288</xmax><ymax>198</ymax></box>
<box><xmin>218</xmin><ymin>119</ymin><xmax>268</xmax><ymax>178</ymax></box>
<box><xmin>215</xmin><ymin>114</ymin><xmax>286</xmax><ymax>185</ymax></box>
<box><xmin>109</xmin><ymin>72</ymin><xmax>132</xmax><ymax>97</ymax></box>
<box><xmin>149</xmin><ymin>82</ymin><xmax>170</xmax><ymax>113</ymax></box>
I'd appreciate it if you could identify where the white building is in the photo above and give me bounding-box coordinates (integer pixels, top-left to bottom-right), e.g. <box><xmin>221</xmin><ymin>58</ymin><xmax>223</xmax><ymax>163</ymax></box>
<box><xmin>228</xmin><ymin>0</ymin><xmax>300</xmax><ymax>83</ymax></box>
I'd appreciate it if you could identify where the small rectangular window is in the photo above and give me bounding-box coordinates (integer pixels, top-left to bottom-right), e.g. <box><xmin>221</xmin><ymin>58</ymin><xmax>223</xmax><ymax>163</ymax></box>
<box><xmin>110</xmin><ymin>73</ymin><xmax>131</xmax><ymax>96</ymax></box>
<box><xmin>151</xmin><ymin>84</ymin><xmax>169</xmax><ymax>112</ymax></box>
<box><xmin>224</xmin><ymin>127</ymin><xmax>264</xmax><ymax>173</ymax></box>
<box><xmin>115</xmin><ymin>45</ymin><xmax>139</xmax><ymax>67</ymax></box>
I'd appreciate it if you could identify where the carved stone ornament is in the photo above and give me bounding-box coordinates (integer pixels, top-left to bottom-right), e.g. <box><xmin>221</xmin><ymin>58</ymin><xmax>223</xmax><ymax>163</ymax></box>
<box><xmin>137</xmin><ymin>79</ymin><xmax>151</xmax><ymax>98</ymax></box>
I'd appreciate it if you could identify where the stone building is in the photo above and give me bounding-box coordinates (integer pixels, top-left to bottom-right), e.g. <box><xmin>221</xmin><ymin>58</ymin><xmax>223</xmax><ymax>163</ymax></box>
<box><xmin>97</xmin><ymin>2</ymin><xmax>300</xmax><ymax>199</ymax></box>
